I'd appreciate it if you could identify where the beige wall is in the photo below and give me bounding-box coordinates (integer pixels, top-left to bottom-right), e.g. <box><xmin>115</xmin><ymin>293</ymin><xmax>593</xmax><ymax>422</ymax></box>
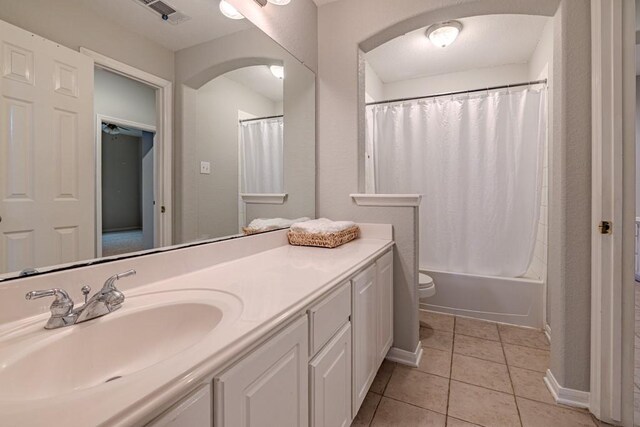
<box><xmin>226</xmin><ymin>0</ymin><xmax>318</xmax><ymax>72</ymax></box>
<box><xmin>195</xmin><ymin>75</ymin><xmax>280</xmax><ymax>240</ymax></box>
<box><xmin>175</xmin><ymin>28</ymin><xmax>315</xmax><ymax>243</ymax></box>
<box><xmin>95</xmin><ymin>68</ymin><xmax>157</xmax><ymax>128</ymax></box>
<box><xmin>0</xmin><ymin>0</ymin><xmax>174</xmax><ymax>81</ymax></box>
<box><xmin>313</xmin><ymin>0</ymin><xmax>575</xmax><ymax>366</ymax></box>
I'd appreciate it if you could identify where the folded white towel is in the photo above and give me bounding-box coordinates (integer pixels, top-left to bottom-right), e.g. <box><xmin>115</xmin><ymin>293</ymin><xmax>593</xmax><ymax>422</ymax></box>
<box><xmin>247</xmin><ymin>217</ymin><xmax>310</xmax><ymax>231</ymax></box>
<box><xmin>290</xmin><ymin>218</ymin><xmax>356</xmax><ymax>234</ymax></box>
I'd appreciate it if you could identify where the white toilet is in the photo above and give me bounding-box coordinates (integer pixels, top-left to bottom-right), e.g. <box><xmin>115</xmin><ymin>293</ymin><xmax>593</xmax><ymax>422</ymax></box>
<box><xmin>418</xmin><ymin>272</ymin><xmax>436</xmax><ymax>299</ymax></box>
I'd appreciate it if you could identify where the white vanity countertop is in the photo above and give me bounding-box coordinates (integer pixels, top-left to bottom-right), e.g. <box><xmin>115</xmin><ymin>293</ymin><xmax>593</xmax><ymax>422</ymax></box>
<box><xmin>0</xmin><ymin>233</ymin><xmax>393</xmax><ymax>427</ymax></box>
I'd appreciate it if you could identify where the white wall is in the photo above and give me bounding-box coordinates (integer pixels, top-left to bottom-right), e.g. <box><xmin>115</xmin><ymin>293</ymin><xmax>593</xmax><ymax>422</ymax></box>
<box><xmin>0</xmin><ymin>0</ymin><xmax>174</xmax><ymax>81</ymax></box>
<box><xmin>95</xmin><ymin>68</ymin><xmax>157</xmax><ymax>128</ymax></box>
<box><xmin>195</xmin><ymin>75</ymin><xmax>280</xmax><ymax>240</ymax></box>
<box><xmin>381</xmin><ymin>63</ymin><xmax>529</xmax><ymax>100</ymax></box>
<box><xmin>365</xmin><ymin>61</ymin><xmax>385</xmax><ymax>102</ymax></box>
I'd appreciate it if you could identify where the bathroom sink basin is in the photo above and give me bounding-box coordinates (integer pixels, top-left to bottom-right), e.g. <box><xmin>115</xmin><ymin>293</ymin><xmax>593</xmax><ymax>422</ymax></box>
<box><xmin>0</xmin><ymin>289</ymin><xmax>242</xmax><ymax>401</ymax></box>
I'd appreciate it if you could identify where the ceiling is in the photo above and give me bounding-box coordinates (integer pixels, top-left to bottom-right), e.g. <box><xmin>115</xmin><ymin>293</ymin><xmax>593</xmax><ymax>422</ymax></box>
<box><xmin>366</xmin><ymin>14</ymin><xmax>551</xmax><ymax>83</ymax></box>
<box><xmin>312</xmin><ymin>0</ymin><xmax>339</xmax><ymax>5</ymax></box>
<box><xmin>225</xmin><ymin>65</ymin><xmax>284</xmax><ymax>102</ymax></box>
<box><xmin>85</xmin><ymin>0</ymin><xmax>252</xmax><ymax>51</ymax></box>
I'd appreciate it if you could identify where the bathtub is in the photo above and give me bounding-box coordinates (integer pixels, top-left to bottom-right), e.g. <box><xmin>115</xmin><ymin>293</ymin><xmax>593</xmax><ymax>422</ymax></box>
<box><xmin>419</xmin><ymin>268</ymin><xmax>544</xmax><ymax>329</ymax></box>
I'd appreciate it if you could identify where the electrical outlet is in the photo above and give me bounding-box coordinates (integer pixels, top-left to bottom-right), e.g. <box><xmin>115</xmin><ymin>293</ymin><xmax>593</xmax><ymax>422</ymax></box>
<box><xmin>200</xmin><ymin>161</ymin><xmax>211</xmax><ymax>174</ymax></box>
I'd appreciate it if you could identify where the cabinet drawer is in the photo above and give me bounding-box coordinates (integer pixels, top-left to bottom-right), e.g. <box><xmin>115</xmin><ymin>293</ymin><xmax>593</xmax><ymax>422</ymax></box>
<box><xmin>308</xmin><ymin>281</ymin><xmax>351</xmax><ymax>356</ymax></box>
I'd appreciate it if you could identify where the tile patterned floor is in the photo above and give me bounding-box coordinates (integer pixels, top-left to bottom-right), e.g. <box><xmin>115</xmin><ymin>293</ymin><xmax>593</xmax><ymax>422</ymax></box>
<box><xmin>352</xmin><ymin>310</ymin><xmax>604</xmax><ymax>427</ymax></box>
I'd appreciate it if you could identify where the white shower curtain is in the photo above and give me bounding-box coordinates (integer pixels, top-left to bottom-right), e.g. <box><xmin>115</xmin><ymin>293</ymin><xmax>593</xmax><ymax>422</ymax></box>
<box><xmin>240</xmin><ymin>117</ymin><xmax>284</xmax><ymax>193</ymax></box>
<box><xmin>367</xmin><ymin>88</ymin><xmax>547</xmax><ymax>277</ymax></box>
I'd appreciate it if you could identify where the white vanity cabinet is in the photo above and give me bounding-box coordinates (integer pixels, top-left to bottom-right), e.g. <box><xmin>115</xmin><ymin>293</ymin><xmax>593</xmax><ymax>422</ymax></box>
<box><xmin>352</xmin><ymin>249</ymin><xmax>394</xmax><ymax>416</ymax></box>
<box><xmin>376</xmin><ymin>250</ymin><xmax>394</xmax><ymax>363</ymax></box>
<box><xmin>152</xmin><ymin>248</ymin><xmax>393</xmax><ymax>427</ymax></box>
<box><xmin>308</xmin><ymin>282</ymin><xmax>352</xmax><ymax>427</ymax></box>
<box><xmin>214</xmin><ymin>316</ymin><xmax>309</xmax><ymax>427</ymax></box>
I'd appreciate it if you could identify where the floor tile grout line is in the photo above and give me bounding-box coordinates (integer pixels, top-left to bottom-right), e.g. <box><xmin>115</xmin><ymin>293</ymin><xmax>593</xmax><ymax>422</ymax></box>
<box><xmin>380</xmin><ymin>394</ymin><xmax>448</xmax><ymax>417</ymax></box>
<box><xmin>366</xmin><ymin>391</ymin><xmax>384</xmax><ymax>427</ymax></box>
<box><xmin>421</xmin><ymin>339</ymin><xmax>547</xmax><ymax>373</ymax></box>
<box><xmin>366</xmin><ymin>361</ymin><xmax>397</xmax><ymax>425</ymax></box>
<box><xmin>498</xmin><ymin>322</ymin><xmax>524</xmax><ymax>427</ymax></box>
<box><xmin>444</xmin><ymin>316</ymin><xmax>456</xmax><ymax>425</ymax></box>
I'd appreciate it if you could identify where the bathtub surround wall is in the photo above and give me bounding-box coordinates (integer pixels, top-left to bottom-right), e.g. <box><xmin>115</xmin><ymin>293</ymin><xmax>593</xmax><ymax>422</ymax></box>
<box><xmin>525</xmin><ymin>17</ymin><xmax>554</xmax><ymax>332</ymax></box>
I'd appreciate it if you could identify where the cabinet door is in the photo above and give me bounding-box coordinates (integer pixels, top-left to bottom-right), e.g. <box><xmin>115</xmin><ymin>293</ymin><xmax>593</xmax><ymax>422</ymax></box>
<box><xmin>215</xmin><ymin>316</ymin><xmax>308</xmax><ymax>427</ymax></box>
<box><xmin>351</xmin><ymin>264</ymin><xmax>377</xmax><ymax>416</ymax></box>
<box><xmin>147</xmin><ymin>385</ymin><xmax>211</xmax><ymax>427</ymax></box>
<box><xmin>376</xmin><ymin>250</ymin><xmax>393</xmax><ymax>364</ymax></box>
<box><xmin>310</xmin><ymin>323</ymin><xmax>351</xmax><ymax>427</ymax></box>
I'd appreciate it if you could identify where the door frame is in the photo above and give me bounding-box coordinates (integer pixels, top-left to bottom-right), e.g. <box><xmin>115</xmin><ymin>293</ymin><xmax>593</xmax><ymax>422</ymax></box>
<box><xmin>589</xmin><ymin>0</ymin><xmax>635</xmax><ymax>424</ymax></box>
<box><xmin>80</xmin><ymin>48</ymin><xmax>173</xmax><ymax>255</ymax></box>
<box><xmin>95</xmin><ymin>115</ymin><xmax>157</xmax><ymax>257</ymax></box>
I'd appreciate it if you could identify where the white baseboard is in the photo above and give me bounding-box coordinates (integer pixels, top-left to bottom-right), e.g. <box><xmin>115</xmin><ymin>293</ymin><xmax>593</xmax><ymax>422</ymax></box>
<box><xmin>544</xmin><ymin>323</ymin><xmax>551</xmax><ymax>342</ymax></box>
<box><xmin>544</xmin><ymin>369</ymin><xmax>590</xmax><ymax>409</ymax></box>
<box><xmin>386</xmin><ymin>341</ymin><xmax>423</xmax><ymax>367</ymax></box>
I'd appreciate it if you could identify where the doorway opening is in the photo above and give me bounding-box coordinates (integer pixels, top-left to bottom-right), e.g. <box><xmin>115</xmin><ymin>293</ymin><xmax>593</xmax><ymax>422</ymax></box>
<box><xmin>93</xmin><ymin>65</ymin><xmax>160</xmax><ymax>257</ymax></box>
<box><xmin>99</xmin><ymin>121</ymin><xmax>156</xmax><ymax>257</ymax></box>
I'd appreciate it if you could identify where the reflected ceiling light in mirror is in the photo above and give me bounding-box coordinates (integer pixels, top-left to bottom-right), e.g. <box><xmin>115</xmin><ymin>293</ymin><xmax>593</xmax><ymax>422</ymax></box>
<box><xmin>219</xmin><ymin>0</ymin><xmax>244</xmax><ymax>19</ymax></box>
<box><xmin>270</xmin><ymin>65</ymin><xmax>284</xmax><ymax>79</ymax></box>
<box><xmin>267</xmin><ymin>0</ymin><xmax>292</xmax><ymax>5</ymax></box>
<box><xmin>425</xmin><ymin>21</ymin><xmax>462</xmax><ymax>48</ymax></box>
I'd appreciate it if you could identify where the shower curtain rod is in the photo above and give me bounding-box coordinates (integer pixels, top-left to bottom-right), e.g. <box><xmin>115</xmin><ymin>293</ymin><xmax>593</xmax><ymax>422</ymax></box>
<box><xmin>365</xmin><ymin>79</ymin><xmax>547</xmax><ymax>106</ymax></box>
<box><xmin>239</xmin><ymin>114</ymin><xmax>284</xmax><ymax>123</ymax></box>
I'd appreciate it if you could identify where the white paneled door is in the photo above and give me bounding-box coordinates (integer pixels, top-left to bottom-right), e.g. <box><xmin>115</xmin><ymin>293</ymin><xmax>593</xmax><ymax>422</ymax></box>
<box><xmin>0</xmin><ymin>20</ymin><xmax>94</xmax><ymax>275</ymax></box>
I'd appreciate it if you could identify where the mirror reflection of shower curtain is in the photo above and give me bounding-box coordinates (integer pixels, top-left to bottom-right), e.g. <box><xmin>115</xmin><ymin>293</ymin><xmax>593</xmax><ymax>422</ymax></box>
<box><xmin>367</xmin><ymin>88</ymin><xmax>547</xmax><ymax>277</ymax></box>
<box><xmin>240</xmin><ymin>117</ymin><xmax>284</xmax><ymax>193</ymax></box>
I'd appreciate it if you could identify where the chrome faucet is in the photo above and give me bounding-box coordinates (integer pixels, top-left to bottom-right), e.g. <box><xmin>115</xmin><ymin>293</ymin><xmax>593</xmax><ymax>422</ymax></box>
<box><xmin>25</xmin><ymin>270</ymin><xmax>136</xmax><ymax>329</ymax></box>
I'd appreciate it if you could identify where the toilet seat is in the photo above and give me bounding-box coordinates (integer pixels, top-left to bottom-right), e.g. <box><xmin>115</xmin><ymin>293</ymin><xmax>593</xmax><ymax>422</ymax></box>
<box><xmin>418</xmin><ymin>273</ymin><xmax>436</xmax><ymax>299</ymax></box>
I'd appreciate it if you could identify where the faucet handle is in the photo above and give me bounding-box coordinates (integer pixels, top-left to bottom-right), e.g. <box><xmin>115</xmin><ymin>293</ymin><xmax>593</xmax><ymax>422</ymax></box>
<box><xmin>81</xmin><ymin>285</ymin><xmax>91</xmax><ymax>305</ymax></box>
<box><xmin>102</xmin><ymin>269</ymin><xmax>136</xmax><ymax>291</ymax></box>
<box><xmin>25</xmin><ymin>288</ymin><xmax>75</xmax><ymax>328</ymax></box>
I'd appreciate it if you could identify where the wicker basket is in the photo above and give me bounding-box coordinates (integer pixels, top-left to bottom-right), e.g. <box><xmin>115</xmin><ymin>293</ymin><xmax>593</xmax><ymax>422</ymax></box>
<box><xmin>287</xmin><ymin>225</ymin><xmax>360</xmax><ymax>249</ymax></box>
<box><xmin>242</xmin><ymin>227</ymin><xmax>263</xmax><ymax>235</ymax></box>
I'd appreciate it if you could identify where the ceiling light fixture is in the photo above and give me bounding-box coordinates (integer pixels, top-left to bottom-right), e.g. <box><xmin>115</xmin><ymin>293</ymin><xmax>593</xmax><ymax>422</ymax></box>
<box><xmin>219</xmin><ymin>0</ymin><xmax>244</xmax><ymax>19</ymax></box>
<box><xmin>267</xmin><ymin>0</ymin><xmax>291</xmax><ymax>5</ymax></box>
<box><xmin>269</xmin><ymin>65</ymin><xmax>284</xmax><ymax>79</ymax></box>
<box><xmin>425</xmin><ymin>21</ymin><xmax>462</xmax><ymax>48</ymax></box>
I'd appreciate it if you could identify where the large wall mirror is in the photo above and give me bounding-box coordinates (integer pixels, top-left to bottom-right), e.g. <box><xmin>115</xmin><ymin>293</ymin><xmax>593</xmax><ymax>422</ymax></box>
<box><xmin>0</xmin><ymin>0</ymin><xmax>316</xmax><ymax>280</ymax></box>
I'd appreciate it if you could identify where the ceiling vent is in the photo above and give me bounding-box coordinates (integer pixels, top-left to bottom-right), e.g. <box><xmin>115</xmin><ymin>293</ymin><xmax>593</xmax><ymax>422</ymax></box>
<box><xmin>133</xmin><ymin>0</ymin><xmax>191</xmax><ymax>25</ymax></box>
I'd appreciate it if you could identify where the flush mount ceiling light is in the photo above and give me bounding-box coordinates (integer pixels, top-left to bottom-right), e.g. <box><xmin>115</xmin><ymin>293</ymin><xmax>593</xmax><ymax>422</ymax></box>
<box><xmin>270</xmin><ymin>65</ymin><xmax>284</xmax><ymax>79</ymax></box>
<box><xmin>425</xmin><ymin>21</ymin><xmax>463</xmax><ymax>48</ymax></box>
<box><xmin>219</xmin><ymin>0</ymin><xmax>244</xmax><ymax>19</ymax></box>
<box><xmin>267</xmin><ymin>0</ymin><xmax>291</xmax><ymax>5</ymax></box>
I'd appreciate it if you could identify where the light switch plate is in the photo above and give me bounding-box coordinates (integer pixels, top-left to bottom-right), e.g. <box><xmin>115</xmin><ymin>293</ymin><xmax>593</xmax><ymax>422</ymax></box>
<box><xmin>200</xmin><ymin>161</ymin><xmax>211</xmax><ymax>174</ymax></box>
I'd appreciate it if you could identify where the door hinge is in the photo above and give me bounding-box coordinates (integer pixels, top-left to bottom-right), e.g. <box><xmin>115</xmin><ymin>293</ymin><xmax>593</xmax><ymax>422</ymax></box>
<box><xmin>161</xmin><ymin>206</ymin><xmax>166</xmax><ymax>214</ymax></box>
<box><xmin>598</xmin><ymin>220</ymin><xmax>612</xmax><ymax>234</ymax></box>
